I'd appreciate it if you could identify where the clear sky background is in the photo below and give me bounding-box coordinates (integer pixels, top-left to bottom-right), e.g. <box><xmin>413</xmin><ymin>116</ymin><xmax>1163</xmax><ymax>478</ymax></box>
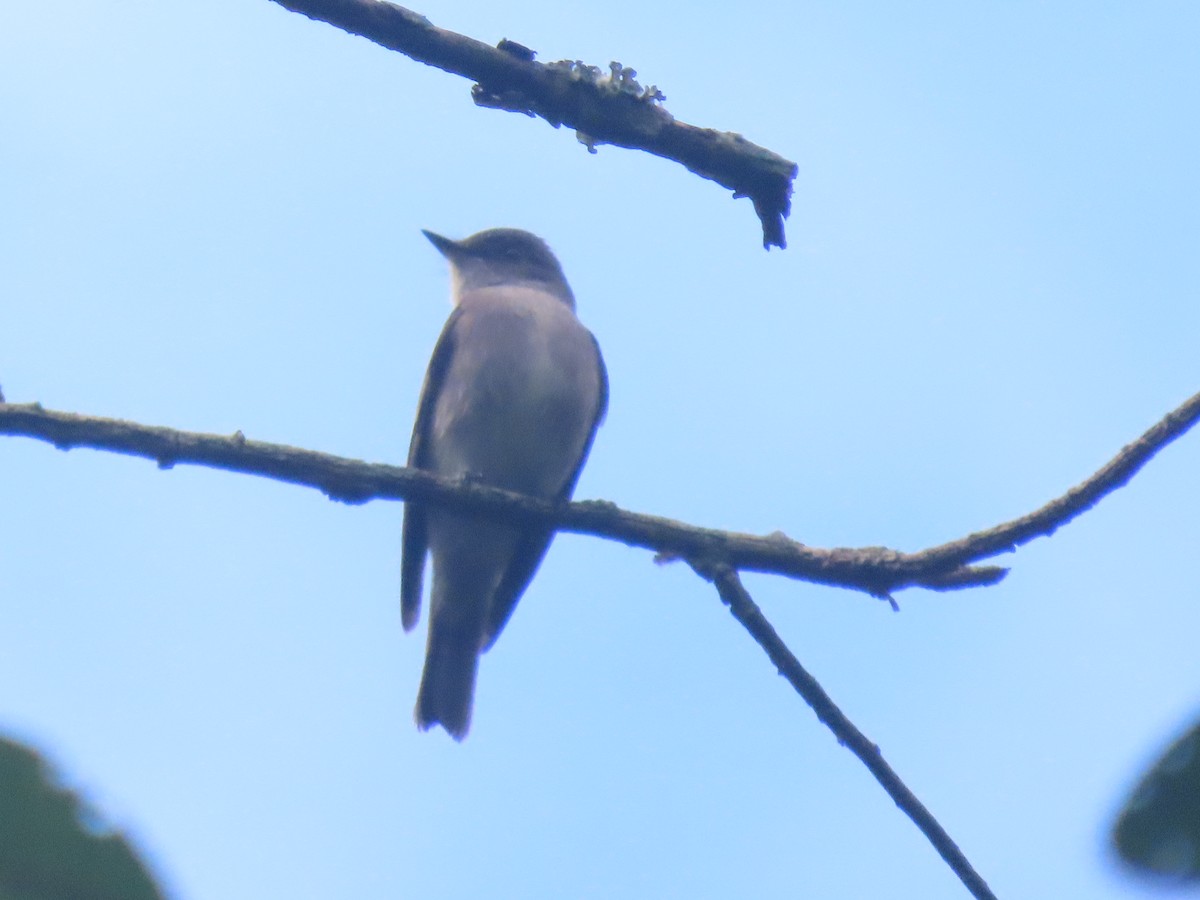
<box><xmin>2</xmin><ymin>2</ymin><xmax>1198</xmax><ymax>898</ymax></box>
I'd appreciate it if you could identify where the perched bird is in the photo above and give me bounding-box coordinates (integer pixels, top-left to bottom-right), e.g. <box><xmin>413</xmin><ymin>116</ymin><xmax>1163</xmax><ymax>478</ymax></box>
<box><xmin>401</xmin><ymin>228</ymin><xmax>608</xmax><ymax>740</ymax></box>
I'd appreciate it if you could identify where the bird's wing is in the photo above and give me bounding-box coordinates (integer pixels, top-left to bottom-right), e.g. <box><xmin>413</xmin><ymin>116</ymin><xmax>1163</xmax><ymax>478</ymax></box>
<box><xmin>482</xmin><ymin>332</ymin><xmax>609</xmax><ymax>650</ymax></box>
<box><xmin>400</xmin><ymin>306</ymin><xmax>465</xmax><ymax>631</ymax></box>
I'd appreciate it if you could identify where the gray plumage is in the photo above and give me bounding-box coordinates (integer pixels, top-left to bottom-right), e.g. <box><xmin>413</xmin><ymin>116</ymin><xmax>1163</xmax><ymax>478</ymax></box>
<box><xmin>401</xmin><ymin>228</ymin><xmax>607</xmax><ymax>740</ymax></box>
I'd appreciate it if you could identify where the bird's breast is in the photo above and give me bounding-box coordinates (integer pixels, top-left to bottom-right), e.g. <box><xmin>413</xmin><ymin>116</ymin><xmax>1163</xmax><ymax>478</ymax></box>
<box><xmin>429</xmin><ymin>292</ymin><xmax>600</xmax><ymax>497</ymax></box>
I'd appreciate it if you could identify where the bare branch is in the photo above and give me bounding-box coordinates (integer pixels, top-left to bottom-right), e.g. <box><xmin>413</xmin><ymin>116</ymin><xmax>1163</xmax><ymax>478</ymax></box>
<box><xmin>692</xmin><ymin>563</ymin><xmax>997</xmax><ymax>900</ymax></box>
<box><xmin>2</xmin><ymin>389</ymin><xmax>1197</xmax><ymax>598</ymax></box>
<box><xmin>268</xmin><ymin>0</ymin><xmax>798</xmax><ymax>249</ymax></box>
<box><xmin>910</xmin><ymin>388</ymin><xmax>1200</xmax><ymax>572</ymax></box>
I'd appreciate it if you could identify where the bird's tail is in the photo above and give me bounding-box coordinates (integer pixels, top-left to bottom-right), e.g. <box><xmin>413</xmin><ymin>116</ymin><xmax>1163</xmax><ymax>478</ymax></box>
<box><xmin>415</xmin><ymin>622</ymin><xmax>480</xmax><ymax>741</ymax></box>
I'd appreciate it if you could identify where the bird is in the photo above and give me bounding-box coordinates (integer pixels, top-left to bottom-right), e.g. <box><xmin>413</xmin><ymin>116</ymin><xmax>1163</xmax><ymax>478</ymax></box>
<box><xmin>401</xmin><ymin>228</ymin><xmax>608</xmax><ymax>740</ymax></box>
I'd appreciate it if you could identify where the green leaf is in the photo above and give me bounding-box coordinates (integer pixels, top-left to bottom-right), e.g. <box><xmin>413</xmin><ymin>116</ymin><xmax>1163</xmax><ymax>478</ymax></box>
<box><xmin>0</xmin><ymin>736</ymin><xmax>165</xmax><ymax>900</ymax></box>
<box><xmin>1113</xmin><ymin>718</ymin><xmax>1200</xmax><ymax>884</ymax></box>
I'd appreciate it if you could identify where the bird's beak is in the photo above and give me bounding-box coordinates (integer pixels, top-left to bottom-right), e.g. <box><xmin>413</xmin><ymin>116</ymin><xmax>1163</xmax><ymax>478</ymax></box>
<box><xmin>421</xmin><ymin>230</ymin><xmax>459</xmax><ymax>259</ymax></box>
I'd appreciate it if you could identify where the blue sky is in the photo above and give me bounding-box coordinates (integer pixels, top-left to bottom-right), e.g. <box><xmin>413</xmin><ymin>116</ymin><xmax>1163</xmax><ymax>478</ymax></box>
<box><xmin>2</xmin><ymin>2</ymin><xmax>1198</xmax><ymax>897</ymax></box>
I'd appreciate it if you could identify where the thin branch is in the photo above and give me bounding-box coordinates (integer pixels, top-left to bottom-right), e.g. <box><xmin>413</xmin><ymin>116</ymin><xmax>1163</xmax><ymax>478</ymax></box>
<box><xmin>911</xmin><ymin>388</ymin><xmax>1200</xmax><ymax>572</ymax></box>
<box><xmin>692</xmin><ymin>562</ymin><xmax>997</xmax><ymax>900</ymax></box>
<box><xmin>2</xmin><ymin>388</ymin><xmax>1198</xmax><ymax>598</ymax></box>
<box><xmin>268</xmin><ymin>0</ymin><xmax>798</xmax><ymax>249</ymax></box>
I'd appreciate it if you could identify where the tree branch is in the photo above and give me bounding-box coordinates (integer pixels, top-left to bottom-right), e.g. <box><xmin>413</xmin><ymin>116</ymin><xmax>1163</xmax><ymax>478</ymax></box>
<box><xmin>692</xmin><ymin>562</ymin><xmax>997</xmax><ymax>900</ymax></box>
<box><xmin>267</xmin><ymin>0</ymin><xmax>798</xmax><ymax>249</ymax></box>
<box><xmin>3</xmin><ymin>389</ymin><xmax>1198</xmax><ymax>599</ymax></box>
<box><xmin>908</xmin><ymin>387</ymin><xmax>1200</xmax><ymax>572</ymax></box>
